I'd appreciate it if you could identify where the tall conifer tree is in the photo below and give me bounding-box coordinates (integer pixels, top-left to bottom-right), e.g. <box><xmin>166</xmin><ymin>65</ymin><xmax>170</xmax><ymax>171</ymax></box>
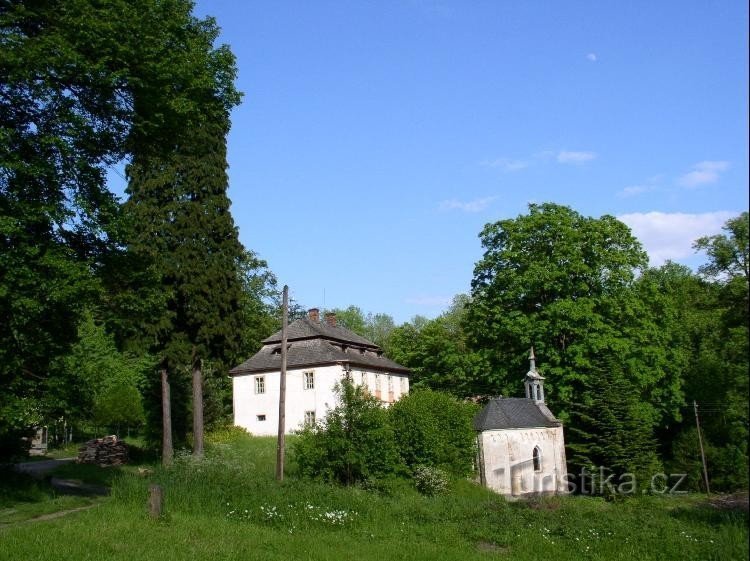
<box><xmin>123</xmin><ymin>9</ymin><xmax>243</xmax><ymax>458</ymax></box>
<box><xmin>125</xmin><ymin>107</ymin><xmax>244</xmax><ymax>457</ymax></box>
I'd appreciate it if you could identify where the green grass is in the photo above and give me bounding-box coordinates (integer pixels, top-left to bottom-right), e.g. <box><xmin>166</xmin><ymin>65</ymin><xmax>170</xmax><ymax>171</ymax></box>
<box><xmin>0</xmin><ymin>432</ymin><xmax>747</xmax><ymax>561</ymax></box>
<box><xmin>45</xmin><ymin>441</ymin><xmax>81</xmax><ymax>459</ymax></box>
<box><xmin>0</xmin><ymin>466</ymin><xmax>101</xmax><ymax>524</ymax></box>
<box><xmin>0</xmin><ymin>496</ymin><xmax>98</xmax><ymax>525</ymax></box>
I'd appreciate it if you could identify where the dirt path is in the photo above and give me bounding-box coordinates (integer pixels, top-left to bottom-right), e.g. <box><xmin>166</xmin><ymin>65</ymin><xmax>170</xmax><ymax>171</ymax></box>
<box><xmin>13</xmin><ymin>458</ymin><xmax>75</xmax><ymax>478</ymax></box>
<box><xmin>0</xmin><ymin>502</ymin><xmax>101</xmax><ymax>530</ymax></box>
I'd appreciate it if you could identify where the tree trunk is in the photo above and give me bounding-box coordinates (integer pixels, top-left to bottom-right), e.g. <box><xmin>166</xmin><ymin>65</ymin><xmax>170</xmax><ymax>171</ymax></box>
<box><xmin>161</xmin><ymin>368</ymin><xmax>173</xmax><ymax>466</ymax></box>
<box><xmin>192</xmin><ymin>357</ymin><xmax>204</xmax><ymax>458</ymax></box>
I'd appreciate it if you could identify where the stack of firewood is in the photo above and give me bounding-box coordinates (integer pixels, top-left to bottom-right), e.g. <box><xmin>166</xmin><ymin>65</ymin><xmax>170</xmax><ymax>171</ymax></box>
<box><xmin>77</xmin><ymin>435</ymin><xmax>129</xmax><ymax>466</ymax></box>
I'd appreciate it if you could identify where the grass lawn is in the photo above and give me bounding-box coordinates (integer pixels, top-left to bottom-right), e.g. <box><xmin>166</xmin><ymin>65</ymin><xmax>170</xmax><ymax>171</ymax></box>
<box><xmin>0</xmin><ymin>431</ymin><xmax>747</xmax><ymax>561</ymax></box>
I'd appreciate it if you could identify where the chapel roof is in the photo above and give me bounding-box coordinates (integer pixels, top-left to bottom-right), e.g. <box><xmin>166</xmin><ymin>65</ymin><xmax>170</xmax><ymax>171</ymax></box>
<box><xmin>474</xmin><ymin>397</ymin><xmax>561</xmax><ymax>431</ymax></box>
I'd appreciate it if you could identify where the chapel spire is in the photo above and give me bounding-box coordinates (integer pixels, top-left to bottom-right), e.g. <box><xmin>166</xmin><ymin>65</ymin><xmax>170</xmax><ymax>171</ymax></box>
<box><xmin>524</xmin><ymin>347</ymin><xmax>545</xmax><ymax>404</ymax></box>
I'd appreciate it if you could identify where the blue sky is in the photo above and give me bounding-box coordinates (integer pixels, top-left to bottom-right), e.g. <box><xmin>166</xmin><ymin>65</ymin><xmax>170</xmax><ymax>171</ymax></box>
<box><xmin>181</xmin><ymin>0</ymin><xmax>748</xmax><ymax>324</ymax></box>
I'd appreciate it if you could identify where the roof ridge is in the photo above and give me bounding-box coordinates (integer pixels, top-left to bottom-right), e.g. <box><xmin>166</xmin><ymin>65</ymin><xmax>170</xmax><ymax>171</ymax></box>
<box><xmin>262</xmin><ymin>317</ymin><xmax>380</xmax><ymax>348</ymax></box>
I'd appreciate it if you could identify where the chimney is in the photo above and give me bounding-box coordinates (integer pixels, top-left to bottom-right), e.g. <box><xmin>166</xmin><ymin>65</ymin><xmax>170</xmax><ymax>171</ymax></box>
<box><xmin>324</xmin><ymin>312</ymin><xmax>337</xmax><ymax>327</ymax></box>
<box><xmin>308</xmin><ymin>308</ymin><xmax>320</xmax><ymax>322</ymax></box>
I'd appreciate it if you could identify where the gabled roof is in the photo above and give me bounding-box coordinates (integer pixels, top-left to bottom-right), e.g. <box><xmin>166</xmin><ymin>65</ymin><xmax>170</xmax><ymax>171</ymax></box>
<box><xmin>262</xmin><ymin>317</ymin><xmax>378</xmax><ymax>348</ymax></box>
<box><xmin>474</xmin><ymin>397</ymin><xmax>561</xmax><ymax>431</ymax></box>
<box><xmin>231</xmin><ymin>318</ymin><xmax>410</xmax><ymax>376</ymax></box>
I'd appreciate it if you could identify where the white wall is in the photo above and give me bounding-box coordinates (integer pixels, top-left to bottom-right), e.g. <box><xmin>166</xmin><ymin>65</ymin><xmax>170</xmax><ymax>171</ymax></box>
<box><xmin>233</xmin><ymin>366</ymin><xmax>409</xmax><ymax>436</ymax></box>
<box><xmin>479</xmin><ymin>426</ymin><xmax>568</xmax><ymax>496</ymax></box>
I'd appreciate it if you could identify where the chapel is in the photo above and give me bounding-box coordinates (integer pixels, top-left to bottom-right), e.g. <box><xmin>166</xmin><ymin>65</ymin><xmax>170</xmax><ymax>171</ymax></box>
<box><xmin>474</xmin><ymin>349</ymin><xmax>569</xmax><ymax>497</ymax></box>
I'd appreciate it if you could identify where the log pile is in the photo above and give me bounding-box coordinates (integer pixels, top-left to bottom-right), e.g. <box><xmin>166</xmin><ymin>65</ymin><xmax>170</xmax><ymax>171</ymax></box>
<box><xmin>77</xmin><ymin>435</ymin><xmax>128</xmax><ymax>466</ymax></box>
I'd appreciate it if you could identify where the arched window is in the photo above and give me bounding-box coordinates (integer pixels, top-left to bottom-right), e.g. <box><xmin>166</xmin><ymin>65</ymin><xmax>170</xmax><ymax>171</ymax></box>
<box><xmin>536</xmin><ymin>385</ymin><xmax>542</xmax><ymax>401</ymax></box>
<box><xmin>532</xmin><ymin>446</ymin><xmax>542</xmax><ymax>472</ymax></box>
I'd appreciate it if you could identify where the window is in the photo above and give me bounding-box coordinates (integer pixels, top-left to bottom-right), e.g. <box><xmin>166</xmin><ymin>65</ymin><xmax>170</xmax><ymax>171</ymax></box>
<box><xmin>256</xmin><ymin>414</ymin><xmax>266</xmax><ymax>422</ymax></box>
<box><xmin>533</xmin><ymin>447</ymin><xmax>542</xmax><ymax>472</ymax></box>
<box><xmin>401</xmin><ymin>376</ymin><xmax>408</xmax><ymax>394</ymax></box>
<box><xmin>304</xmin><ymin>410</ymin><xmax>316</xmax><ymax>426</ymax></box>
<box><xmin>304</xmin><ymin>371</ymin><xmax>315</xmax><ymax>390</ymax></box>
<box><xmin>387</xmin><ymin>375</ymin><xmax>394</xmax><ymax>402</ymax></box>
<box><xmin>255</xmin><ymin>376</ymin><xmax>265</xmax><ymax>394</ymax></box>
<box><xmin>374</xmin><ymin>373</ymin><xmax>382</xmax><ymax>399</ymax></box>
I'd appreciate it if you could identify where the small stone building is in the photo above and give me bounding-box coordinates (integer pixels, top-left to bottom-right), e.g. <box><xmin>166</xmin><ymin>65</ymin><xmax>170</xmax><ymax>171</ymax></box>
<box><xmin>230</xmin><ymin>309</ymin><xmax>410</xmax><ymax>436</ymax></box>
<box><xmin>475</xmin><ymin>349</ymin><xmax>569</xmax><ymax>497</ymax></box>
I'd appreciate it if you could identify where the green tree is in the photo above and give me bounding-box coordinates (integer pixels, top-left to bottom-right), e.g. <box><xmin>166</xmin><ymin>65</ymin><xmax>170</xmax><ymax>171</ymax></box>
<box><xmin>0</xmin><ymin>0</ymin><xmax>199</xmax><ymax>454</ymax></box>
<box><xmin>328</xmin><ymin>305</ymin><xmax>367</xmax><ymax>334</ymax></box>
<box><xmin>238</xmin><ymin>250</ymin><xmax>279</xmax><ymax>357</ymax></box>
<box><xmin>388</xmin><ymin>389</ymin><xmax>477</xmax><ymax>476</ymax></box>
<box><xmin>465</xmin><ymin>203</ymin><xmax>685</xmax><ymax>472</ymax></box>
<box><xmin>673</xmin><ymin>212</ymin><xmax>750</xmax><ymax>491</ymax></box>
<box><xmin>695</xmin><ymin>212</ymin><xmax>749</xmax><ymax>282</ymax></box>
<box><xmin>386</xmin><ymin>296</ymin><xmax>487</xmax><ymax>397</ymax></box>
<box><xmin>567</xmin><ymin>358</ymin><xmax>662</xmax><ymax>486</ymax></box>
<box><xmin>50</xmin><ymin>312</ymin><xmax>151</xmax><ymax>435</ymax></box>
<box><xmin>125</xmin><ymin>111</ymin><xmax>245</xmax><ymax>455</ymax></box>
<box><xmin>294</xmin><ymin>379</ymin><xmax>402</xmax><ymax>485</ymax></box>
<box><xmin>364</xmin><ymin>313</ymin><xmax>396</xmax><ymax>349</ymax></box>
<box><xmin>325</xmin><ymin>306</ymin><xmax>396</xmax><ymax>348</ymax></box>
<box><xmin>1</xmin><ymin>0</ymin><xmax>127</xmax><ymax>455</ymax></box>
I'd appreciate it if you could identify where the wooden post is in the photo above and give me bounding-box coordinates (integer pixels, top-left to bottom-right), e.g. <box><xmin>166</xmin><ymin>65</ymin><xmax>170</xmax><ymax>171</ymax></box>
<box><xmin>192</xmin><ymin>355</ymin><xmax>204</xmax><ymax>458</ymax></box>
<box><xmin>276</xmin><ymin>285</ymin><xmax>289</xmax><ymax>481</ymax></box>
<box><xmin>693</xmin><ymin>400</ymin><xmax>711</xmax><ymax>495</ymax></box>
<box><xmin>148</xmin><ymin>484</ymin><xmax>164</xmax><ymax>518</ymax></box>
<box><xmin>161</xmin><ymin>368</ymin><xmax>173</xmax><ymax>466</ymax></box>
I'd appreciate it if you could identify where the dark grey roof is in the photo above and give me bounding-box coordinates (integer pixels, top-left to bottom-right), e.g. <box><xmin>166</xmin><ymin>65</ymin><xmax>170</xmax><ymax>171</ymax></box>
<box><xmin>474</xmin><ymin>398</ymin><xmax>561</xmax><ymax>431</ymax></box>
<box><xmin>230</xmin><ymin>337</ymin><xmax>410</xmax><ymax>376</ymax></box>
<box><xmin>262</xmin><ymin>317</ymin><xmax>378</xmax><ymax>348</ymax></box>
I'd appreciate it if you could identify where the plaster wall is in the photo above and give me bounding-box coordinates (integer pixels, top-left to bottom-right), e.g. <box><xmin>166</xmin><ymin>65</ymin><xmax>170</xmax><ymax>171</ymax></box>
<box><xmin>479</xmin><ymin>426</ymin><xmax>569</xmax><ymax>496</ymax></box>
<box><xmin>233</xmin><ymin>365</ymin><xmax>409</xmax><ymax>436</ymax></box>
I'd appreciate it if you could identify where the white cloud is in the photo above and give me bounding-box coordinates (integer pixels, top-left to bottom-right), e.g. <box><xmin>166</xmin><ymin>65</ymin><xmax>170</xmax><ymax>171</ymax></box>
<box><xmin>586</xmin><ymin>53</ymin><xmax>597</xmax><ymax>62</ymax></box>
<box><xmin>618</xmin><ymin>175</ymin><xmax>664</xmax><ymax>198</ymax></box>
<box><xmin>405</xmin><ymin>295</ymin><xmax>452</xmax><ymax>307</ymax></box>
<box><xmin>557</xmin><ymin>150</ymin><xmax>597</xmax><ymax>164</ymax></box>
<box><xmin>439</xmin><ymin>196</ymin><xmax>497</xmax><ymax>213</ymax></box>
<box><xmin>618</xmin><ymin>185</ymin><xmax>653</xmax><ymax>198</ymax></box>
<box><xmin>618</xmin><ymin>211</ymin><xmax>735</xmax><ymax>265</ymax></box>
<box><xmin>678</xmin><ymin>161</ymin><xmax>730</xmax><ymax>188</ymax></box>
<box><xmin>482</xmin><ymin>157</ymin><xmax>529</xmax><ymax>172</ymax></box>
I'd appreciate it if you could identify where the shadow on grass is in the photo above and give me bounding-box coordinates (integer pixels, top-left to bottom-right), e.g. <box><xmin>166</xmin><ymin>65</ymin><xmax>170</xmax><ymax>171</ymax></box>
<box><xmin>1</xmin><ymin>439</ymin><xmax>156</xmax><ymax>509</ymax></box>
<box><xmin>125</xmin><ymin>440</ymin><xmax>159</xmax><ymax>464</ymax></box>
<box><xmin>670</xmin><ymin>502</ymin><xmax>749</xmax><ymax>527</ymax></box>
<box><xmin>49</xmin><ymin>463</ymin><xmax>122</xmax><ymax>487</ymax></box>
<box><xmin>0</xmin><ymin>468</ymin><xmax>54</xmax><ymax>508</ymax></box>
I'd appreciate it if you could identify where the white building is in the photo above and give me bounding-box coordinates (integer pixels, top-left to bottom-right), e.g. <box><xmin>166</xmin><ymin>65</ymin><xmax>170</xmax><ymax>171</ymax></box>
<box><xmin>475</xmin><ymin>349</ymin><xmax>569</xmax><ymax>497</ymax></box>
<box><xmin>230</xmin><ymin>309</ymin><xmax>410</xmax><ymax>436</ymax></box>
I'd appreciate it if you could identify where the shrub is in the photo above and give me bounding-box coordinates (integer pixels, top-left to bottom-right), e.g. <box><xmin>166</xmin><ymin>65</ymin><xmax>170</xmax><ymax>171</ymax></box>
<box><xmin>206</xmin><ymin>425</ymin><xmax>250</xmax><ymax>445</ymax></box>
<box><xmin>413</xmin><ymin>465</ymin><xmax>449</xmax><ymax>496</ymax></box>
<box><xmin>388</xmin><ymin>389</ymin><xmax>477</xmax><ymax>476</ymax></box>
<box><xmin>294</xmin><ymin>380</ymin><xmax>403</xmax><ymax>485</ymax></box>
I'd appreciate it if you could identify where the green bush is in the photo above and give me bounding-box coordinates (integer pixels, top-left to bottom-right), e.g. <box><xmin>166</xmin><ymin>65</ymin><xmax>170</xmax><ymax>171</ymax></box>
<box><xmin>388</xmin><ymin>389</ymin><xmax>477</xmax><ymax>476</ymax></box>
<box><xmin>206</xmin><ymin>425</ymin><xmax>250</xmax><ymax>445</ymax></box>
<box><xmin>413</xmin><ymin>465</ymin><xmax>449</xmax><ymax>496</ymax></box>
<box><xmin>294</xmin><ymin>380</ymin><xmax>403</xmax><ymax>485</ymax></box>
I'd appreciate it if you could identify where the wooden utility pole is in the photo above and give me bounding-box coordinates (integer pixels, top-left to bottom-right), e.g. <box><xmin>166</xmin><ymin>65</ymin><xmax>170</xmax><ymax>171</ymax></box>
<box><xmin>693</xmin><ymin>400</ymin><xmax>711</xmax><ymax>495</ymax></box>
<box><xmin>192</xmin><ymin>354</ymin><xmax>204</xmax><ymax>458</ymax></box>
<box><xmin>275</xmin><ymin>285</ymin><xmax>289</xmax><ymax>481</ymax></box>
<box><xmin>161</xmin><ymin>368</ymin><xmax>173</xmax><ymax>466</ymax></box>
